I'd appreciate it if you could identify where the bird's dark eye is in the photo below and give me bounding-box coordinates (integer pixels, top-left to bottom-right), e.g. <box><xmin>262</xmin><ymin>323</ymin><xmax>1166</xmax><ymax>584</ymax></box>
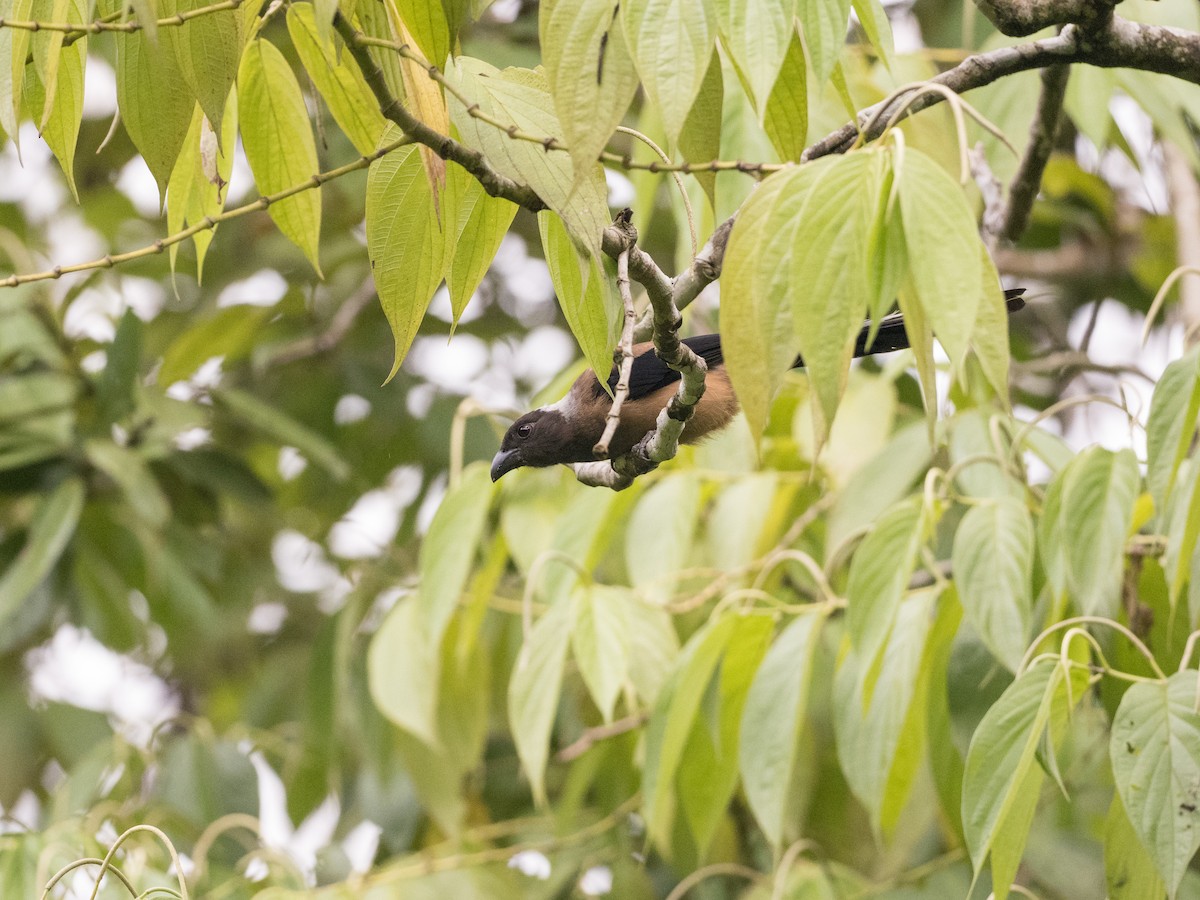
<box><xmin>517</xmin><ymin>423</ymin><xmax>533</xmax><ymax>438</ymax></box>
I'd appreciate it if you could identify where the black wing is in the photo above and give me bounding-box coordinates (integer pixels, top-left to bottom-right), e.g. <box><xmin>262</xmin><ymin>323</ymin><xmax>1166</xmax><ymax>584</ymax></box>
<box><xmin>593</xmin><ymin>334</ymin><xmax>725</xmax><ymax>401</ymax></box>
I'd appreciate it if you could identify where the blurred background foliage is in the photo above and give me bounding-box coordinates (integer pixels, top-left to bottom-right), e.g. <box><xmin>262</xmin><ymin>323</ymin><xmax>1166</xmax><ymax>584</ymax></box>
<box><xmin>1</xmin><ymin>0</ymin><xmax>1200</xmax><ymax>897</ymax></box>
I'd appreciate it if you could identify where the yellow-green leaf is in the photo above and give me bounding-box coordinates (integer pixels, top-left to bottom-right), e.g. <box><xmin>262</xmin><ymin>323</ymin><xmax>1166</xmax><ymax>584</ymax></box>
<box><xmin>0</xmin><ymin>0</ymin><xmax>33</xmax><ymax>143</ymax></box>
<box><xmin>31</xmin><ymin>0</ymin><xmax>70</xmax><ymax>130</ymax></box>
<box><xmin>538</xmin><ymin>210</ymin><xmax>618</xmax><ymax>390</ymax></box>
<box><xmin>0</xmin><ymin>477</ymin><xmax>85</xmax><ymax>630</ymax></box>
<box><xmin>971</xmin><ymin>248</ymin><xmax>1012</xmax><ymax>401</ymax></box>
<box><xmin>677</xmin><ymin>48</ymin><xmax>722</xmax><ymax>207</ymax></box>
<box><xmin>798</xmin><ymin>0</ymin><xmax>852</xmax><ymax>86</ymax></box>
<box><xmin>161</xmin><ymin>0</ymin><xmax>242</xmax><ymax>137</ymax></box>
<box><xmin>21</xmin><ymin>13</ymin><xmax>85</xmax><ymax>200</ymax></box>
<box><xmin>238</xmin><ymin>38</ymin><xmax>323</xmax><ymax>274</ymax></box>
<box><xmin>763</xmin><ymin>25</ymin><xmax>807</xmax><ymax>161</ymax></box>
<box><xmin>714</xmin><ymin>0</ymin><xmax>791</xmax><ymax>110</ymax></box>
<box><xmin>443</xmin><ymin>159</ymin><xmax>517</xmax><ymax>326</ymax></box>
<box><xmin>118</xmin><ymin>29</ymin><xmax>194</xmax><ymax>200</ymax></box>
<box><xmin>287</xmin><ymin>2</ymin><xmax>387</xmax><ymax>157</ymax></box>
<box><xmin>391</xmin><ymin>0</ymin><xmax>450</xmax><ymax>66</ymax></box>
<box><xmin>167</xmin><ymin>94</ymin><xmax>238</xmax><ymax>280</ymax></box>
<box><xmin>622</xmin><ymin>0</ymin><xmax>715</xmax><ymax>145</ymax></box>
<box><xmin>367</xmin><ymin>135</ymin><xmax>453</xmax><ymax>381</ymax></box>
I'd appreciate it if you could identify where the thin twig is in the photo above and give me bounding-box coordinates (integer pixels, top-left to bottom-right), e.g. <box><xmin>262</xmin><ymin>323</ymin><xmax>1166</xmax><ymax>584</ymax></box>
<box><xmin>0</xmin><ymin>0</ymin><xmax>244</xmax><ymax>35</ymax></box>
<box><xmin>1001</xmin><ymin>62</ymin><xmax>1070</xmax><ymax>242</ymax></box>
<box><xmin>556</xmin><ymin>712</ymin><xmax>649</xmax><ymax>762</ymax></box>
<box><xmin>0</xmin><ymin>136</ymin><xmax>412</xmax><ymax>288</ymax></box>
<box><xmin>269</xmin><ymin>276</ymin><xmax>379</xmax><ymax>365</ymax></box>
<box><xmin>593</xmin><ymin>245</ymin><xmax>636</xmax><ymax>459</ymax></box>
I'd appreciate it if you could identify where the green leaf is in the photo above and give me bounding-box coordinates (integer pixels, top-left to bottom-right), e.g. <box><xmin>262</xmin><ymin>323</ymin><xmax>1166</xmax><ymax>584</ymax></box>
<box><xmin>739</xmin><ymin>611</ymin><xmax>826</xmax><ymax>851</ymax></box>
<box><xmin>238</xmin><ymin>38</ymin><xmax>323</xmax><ymax>274</ymax></box>
<box><xmin>642</xmin><ymin>612</ymin><xmax>737</xmax><ymax>844</ymax></box>
<box><xmin>835</xmin><ymin>589</ymin><xmax>957</xmax><ymax>839</ymax></box>
<box><xmin>952</xmin><ymin>498</ymin><xmax>1034</xmax><ymax>672</ymax></box>
<box><xmin>509</xmin><ymin>596</ymin><xmax>576</xmax><ymax>805</ymax></box>
<box><xmin>0</xmin><ymin>0</ymin><xmax>32</xmax><ymax>143</ymax></box>
<box><xmin>571</xmin><ymin>584</ymin><xmax>630</xmax><ymax>723</ymax></box>
<box><xmin>118</xmin><ymin>29</ymin><xmax>193</xmax><ymax>200</ymax></box>
<box><xmin>625</xmin><ymin>474</ymin><xmax>702</xmax><ymax>604</ymax></box>
<box><xmin>624</xmin><ymin>598</ymin><xmax>679</xmax><ymax>706</ymax></box>
<box><xmin>971</xmin><ymin>248</ymin><xmax>1013</xmax><ymax>401</ymax></box>
<box><xmin>288</xmin><ymin>3</ymin><xmax>388</xmax><ymax>157</ymax></box>
<box><xmin>367</xmin><ymin>137</ymin><xmax>453</xmax><ymax>381</ymax></box>
<box><xmin>1111</xmin><ymin>672</ymin><xmax>1200</xmax><ymax>897</ymax></box>
<box><xmin>899</xmin><ymin>147</ymin><xmax>983</xmax><ymax>374</ymax></box>
<box><xmin>369</xmin><ymin>598</ymin><xmax>440</xmax><ymax>744</ymax></box>
<box><xmin>392</xmin><ymin>0</ymin><xmax>451</xmax><ymax>66</ymax></box>
<box><xmin>446</xmin><ymin>57</ymin><xmax>611</xmax><ymax>259</ymax></box>
<box><xmin>95</xmin><ymin>310</ymin><xmax>142</xmax><ymax>427</ymax></box>
<box><xmin>1145</xmin><ymin>345</ymin><xmax>1200</xmax><ymax>513</ymax></box>
<box><xmin>797</xmin><ymin>0</ymin><xmax>852</xmax><ymax>86</ymax></box>
<box><xmin>84</xmin><ymin>441</ymin><xmax>169</xmax><ymax>529</ymax></box>
<box><xmin>677</xmin><ymin>48</ymin><xmax>722</xmax><ymax>206</ymax></box>
<box><xmin>159</xmin><ymin>305</ymin><xmax>269</xmax><ymax>386</ymax></box>
<box><xmin>211</xmin><ymin>387</ymin><xmax>350</xmax><ymax>480</ymax></box>
<box><xmin>1164</xmin><ymin>463</ymin><xmax>1200</xmax><ymax>607</ymax></box>
<box><xmin>677</xmin><ymin>611</ymin><xmax>773</xmax><ymax>855</ymax></box>
<box><xmin>850</xmin><ymin>0</ymin><xmax>894</xmax><ymax>70</ymax></box>
<box><xmin>161</xmin><ymin>0</ymin><xmax>242</xmax><ymax>137</ymax></box>
<box><xmin>31</xmin><ymin>0</ymin><xmax>70</xmax><ymax>131</ymax></box>
<box><xmin>542</xmin><ymin>0</ymin><xmax>639</xmax><ymax>184</ymax></box>
<box><xmin>763</xmin><ymin>26</ymin><xmax>807</xmax><ymax>162</ymax></box>
<box><xmin>416</xmin><ymin>463</ymin><xmax>495</xmax><ymax>643</ymax></box>
<box><xmin>442</xmin><ymin>160</ymin><xmax>518</xmax><ymax>326</ymax></box>
<box><xmin>845</xmin><ymin>496</ymin><xmax>926</xmax><ymax>672</ymax></box>
<box><xmin>538</xmin><ymin>210</ymin><xmax>619</xmax><ymax>387</ymax></box>
<box><xmin>622</xmin><ymin>0</ymin><xmax>716</xmax><ymax>145</ymax></box>
<box><xmin>0</xmin><ymin>478</ymin><xmax>85</xmax><ymax>630</ymax></box>
<box><xmin>714</xmin><ymin>0</ymin><xmax>792</xmax><ymax>110</ymax></box>
<box><xmin>963</xmin><ymin>659</ymin><xmax>1087</xmax><ymax>900</ymax></box>
<box><xmin>1106</xmin><ymin>791</ymin><xmax>1167</xmax><ymax>900</ymax></box>
<box><xmin>21</xmin><ymin>0</ymin><xmax>85</xmax><ymax>200</ymax></box>
<box><xmin>167</xmin><ymin>95</ymin><xmax>239</xmax><ymax>281</ymax></box>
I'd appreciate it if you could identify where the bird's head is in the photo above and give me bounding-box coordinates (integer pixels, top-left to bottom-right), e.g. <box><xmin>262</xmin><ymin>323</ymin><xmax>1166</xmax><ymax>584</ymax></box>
<box><xmin>490</xmin><ymin>403</ymin><xmax>598</xmax><ymax>481</ymax></box>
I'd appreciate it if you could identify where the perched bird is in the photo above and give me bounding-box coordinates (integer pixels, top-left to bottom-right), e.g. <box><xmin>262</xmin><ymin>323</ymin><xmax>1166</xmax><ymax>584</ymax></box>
<box><xmin>490</xmin><ymin>288</ymin><xmax>1026</xmax><ymax>481</ymax></box>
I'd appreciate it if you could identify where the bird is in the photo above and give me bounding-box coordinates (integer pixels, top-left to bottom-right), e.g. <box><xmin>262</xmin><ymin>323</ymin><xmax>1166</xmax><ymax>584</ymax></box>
<box><xmin>490</xmin><ymin>288</ymin><xmax>1026</xmax><ymax>481</ymax></box>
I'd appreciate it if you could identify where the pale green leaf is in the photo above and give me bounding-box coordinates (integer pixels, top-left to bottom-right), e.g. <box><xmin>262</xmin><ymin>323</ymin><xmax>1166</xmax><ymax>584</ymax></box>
<box><xmin>763</xmin><ymin>25</ymin><xmax>807</xmax><ymax>162</ymax></box>
<box><xmin>31</xmin><ymin>0</ymin><xmax>70</xmax><ymax>130</ymax></box>
<box><xmin>416</xmin><ymin>463</ymin><xmax>495</xmax><ymax>643</ymax></box>
<box><xmin>238</xmin><ymin>38</ymin><xmax>323</xmax><ymax>274</ymax></box>
<box><xmin>161</xmin><ymin>0</ymin><xmax>242</xmax><ymax>136</ymax></box>
<box><xmin>83</xmin><ymin>441</ymin><xmax>169</xmax><ymax>529</ymax></box>
<box><xmin>845</xmin><ymin>495</ymin><xmax>925</xmax><ymax>671</ymax></box>
<box><xmin>442</xmin><ymin>160</ymin><xmax>518</xmax><ymax>325</ymax></box>
<box><xmin>541</xmin><ymin>486</ymin><xmax>627</xmax><ymax>601</ymax></box>
<box><xmin>739</xmin><ymin>611</ymin><xmax>826</xmax><ymax>851</ymax></box>
<box><xmin>118</xmin><ymin>29</ymin><xmax>194</xmax><ymax>200</ymax></box>
<box><xmin>971</xmin><ymin>248</ymin><xmax>1012</xmax><ymax>400</ymax></box>
<box><xmin>963</xmin><ymin>659</ymin><xmax>1088</xmax><ymax>900</ymax></box>
<box><xmin>850</xmin><ymin>0</ymin><xmax>894</xmax><ymax>70</ymax></box>
<box><xmin>1106</xmin><ymin>792</ymin><xmax>1167</xmax><ymax>900</ymax></box>
<box><xmin>288</xmin><ymin>3</ymin><xmax>388</xmax><ymax>157</ymax></box>
<box><xmin>704</xmin><ymin>473</ymin><xmax>781</xmax><ymax>571</ymax></box>
<box><xmin>677</xmin><ymin>48</ymin><xmax>722</xmax><ymax>207</ymax></box>
<box><xmin>625</xmin><ymin>474</ymin><xmax>702</xmax><ymax>604</ymax></box>
<box><xmin>642</xmin><ymin>613</ymin><xmax>737</xmax><ymax>844</ymax></box>
<box><xmin>21</xmin><ymin>0</ymin><xmax>84</xmax><ymax>200</ymax></box>
<box><xmin>1111</xmin><ymin>673</ymin><xmax>1200</xmax><ymax>898</ymax></box>
<box><xmin>167</xmin><ymin>95</ymin><xmax>238</xmax><ymax>280</ymax></box>
<box><xmin>542</xmin><ymin>0</ymin><xmax>639</xmax><ymax>184</ymax></box>
<box><xmin>1164</xmin><ymin>463</ymin><xmax>1200</xmax><ymax>608</ymax></box>
<box><xmin>1145</xmin><ymin>345</ymin><xmax>1200</xmax><ymax>513</ymax></box>
<box><xmin>571</xmin><ymin>584</ymin><xmax>630</xmax><ymax>723</ymax></box>
<box><xmin>446</xmin><ymin>57</ymin><xmax>611</xmax><ymax>260</ymax></box>
<box><xmin>538</xmin><ymin>210</ymin><xmax>619</xmax><ymax>387</ymax></box>
<box><xmin>0</xmin><ymin>477</ymin><xmax>85</xmax><ymax>630</ymax></box>
<box><xmin>952</xmin><ymin>497</ymin><xmax>1033</xmax><ymax>671</ymax></box>
<box><xmin>356</xmin><ymin>0</ymin><xmax>406</xmax><ymax>104</ymax></box>
<box><xmin>798</xmin><ymin>0</ymin><xmax>852</xmax><ymax>86</ymax></box>
<box><xmin>367</xmin><ymin>137</ymin><xmax>453</xmax><ymax>380</ymax></box>
<box><xmin>211</xmin><ymin>387</ymin><xmax>350</xmax><ymax>479</ymax></box>
<box><xmin>622</xmin><ymin>0</ymin><xmax>716</xmax><ymax>145</ymax></box>
<box><xmin>509</xmin><ymin>596</ymin><xmax>576</xmax><ymax>805</ymax></box>
<box><xmin>714</xmin><ymin>0</ymin><xmax>792</xmax><ymax>110</ymax></box>
<box><xmin>899</xmin><ymin>147</ymin><xmax>983</xmax><ymax>374</ymax></box>
<box><xmin>1063</xmin><ymin>447</ymin><xmax>1139</xmax><ymax>616</ymax></box>
<box><xmin>392</xmin><ymin>0</ymin><xmax>451</xmax><ymax>67</ymax></box>
<box><xmin>0</xmin><ymin>0</ymin><xmax>31</xmax><ymax>142</ymax></box>
<box><xmin>948</xmin><ymin>410</ymin><xmax>1023</xmax><ymax>501</ymax></box>
<box><xmin>624</xmin><ymin>598</ymin><xmax>679</xmax><ymax>706</ymax></box>
<box><xmin>369</xmin><ymin>598</ymin><xmax>440</xmax><ymax>744</ymax></box>
<box><xmin>677</xmin><ymin>612</ymin><xmax>773</xmax><ymax>855</ymax></box>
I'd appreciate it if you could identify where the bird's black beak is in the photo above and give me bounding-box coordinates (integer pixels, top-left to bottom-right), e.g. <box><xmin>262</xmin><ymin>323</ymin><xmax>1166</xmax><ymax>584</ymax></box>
<box><xmin>490</xmin><ymin>449</ymin><xmax>522</xmax><ymax>482</ymax></box>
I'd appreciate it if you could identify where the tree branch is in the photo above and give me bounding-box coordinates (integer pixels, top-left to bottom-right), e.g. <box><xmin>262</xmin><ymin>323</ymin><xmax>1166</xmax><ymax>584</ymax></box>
<box><xmin>1001</xmin><ymin>62</ymin><xmax>1070</xmax><ymax>243</ymax></box>
<box><xmin>269</xmin><ymin>275</ymin><xmax>379</xmax><ymax>366</ymax></box>
<box><xmin>971</xmin><ymin>0</ymin><xmax>1117</xmax><ymax>38</ymax></box>
<box><xmin>593</xmin><ymin>244</ymin><xmax>636</xmax><ymax>459</ymax></box>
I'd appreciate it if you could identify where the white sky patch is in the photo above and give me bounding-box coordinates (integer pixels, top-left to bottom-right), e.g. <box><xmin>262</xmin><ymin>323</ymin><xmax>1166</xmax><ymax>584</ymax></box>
<box><xmin>25</xmin><ymin>625</ymin><xmax>179</xmax><ymax>747</ymax></box>
<box><xmin>80</xmin><ymin>350</ymin><xmax>107</xmax><ymax>373</ymax></box>
<box><xmin>165</xmin><ymin>355</ymin><xmax>224</xmax><ymax>401</ymax></box>
<box><xmin>416</xmin><ymin>472</ymin><xmax>447</xmax><ymax>535</ymax></box>
<box><xmin>116</xmin><ymin>156</ymin><xmax>165</xmax><ymax>217</ymax></box>
<box><xmin>174</xmin><ymin>427</ymin><xmax>212</xmax><ymax>451</ymax></box>
<box><xmin>406</xmin><ymin>333</ymin><xmax>489</xmax><ymax>393</ymax></box>
<box><xmin>580</xmin><ymin>866</ymin><xmax>614</xmax><ymax>896</ymax></box>
<box><xmin>406</xmin><ymin>383</ymin><xmax>436</xmax><ymax>419</ymax></box>
<box><xmin>217</xmin><ymin>269</ymin><xmax>289</xmax><ymax>308</ymax></box>
<box><xmin>492</xmin><ymin>234</ymin><xmax>558</xmax><ymax>325</ymax></box>
<box><xmin>250</xmin><ymin>753</ymin><xmax>340</xmax><ymax>886</ymax></box>
<box><xmin>45</xmin><ymin>214</ymin><xmax>107</xmax><ymax>274</ymax></box>
<box><xmin>428</xmin><ymin>283</ymin><xmax>485</xmax><ymax>324</ymax></box>
<box><xmin>82</xmin><ymin>56</ymin><xmax>118</xmax><ymax>120</ymax></box>
<box><xmin>487</xmin><ymin>0</ymin><xmax>521</xmax><ymax>23</ymax></box>
<box><xmin>122</xmin><ymin>276</ymin><xmax>167</xmax><ymax>321</ymax></box>
<box><xmin>514</xmin><ymin>326</ymin><xmax>578</xmax><ymax>385</ymax></box>
<box><xmin>226</xmin><ymin>138</ymin><xmax>255</xmax><ymax>205</ymax></box>
<box><xmin>247</xmin><ymin>602</ymin><xmax>289</xmax><ymax>635</ymax></box>
<box><xmin>342</xmin><ymin>820</ymin><xmax>382</xmax><ymax>874</ymax></box>
<box><xmin>334</xmin><ymin>394</ymin><xmax>372</xmax><ymax>425</ymax></box>
<box><xmin>63</xmin><ymin>287</ymin><xmax>121</xmax><ymax>342</ymax></box>
<box><xmin>271</xmin><ymin>530</ymin><xmax>341</xmax><ymax>593</ymax></box>
<box><xmin>605</xmin><ymin>168</ymin><xmax>635</xmax><ymax>207</ymax></box>
<box><xmin>0</xmin><ymin>126</ymin><xmax>67</xmax><ymax>222</ymax></box>
<box><xmin>278</xmin><ymin>446</ymin><xmax>309</xmax><ymax>481</ymax></box>
<box><xmin>508</xmin><ymin>850</ymin><xmax>552</xmax><ymax>880</ymax></box>
<box><xmin>328</xmin><ymin>466</ymin><xmax>422</xmax><ymax>560</ymax></box>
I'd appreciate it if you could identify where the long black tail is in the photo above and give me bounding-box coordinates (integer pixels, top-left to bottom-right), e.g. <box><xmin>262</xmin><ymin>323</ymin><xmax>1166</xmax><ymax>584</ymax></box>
<box><xmin>792</xmin><ymin>287</ymin><xmax>1026</xmax><ymax>368</ymax></box>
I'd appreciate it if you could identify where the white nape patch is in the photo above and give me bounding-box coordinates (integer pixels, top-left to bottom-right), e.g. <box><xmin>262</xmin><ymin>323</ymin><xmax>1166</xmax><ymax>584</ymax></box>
<box><xmin>217</xmin><ymin>270</ymin><xmax>288</xmax><ymax>308</ymax></box>
<box><xmin>116</xmin><ymin>157</ymin><xmax>164</xmax><ymax>217</ymax></box>
<box><xmin>334</xmin><ymin>394</ymin><xmax>372</xmax><ymax>425</ymax></box>
<box><xmin>83</xmin><ymin>55</ymin><xmax>118</xmax><ymax>119</ymax></box>
<box><xmin>605</xmin><ymin>168</ymin><xmax>635</xmax><ymax>207</ymax></box>
<box><xmin>278</xmin><ymin>446</ymin><xmax>309</xmax><ymax>481</ymax></box>
<box><xmin>544</xmin><ymin>391</ymin><xmax>580</xmax><ymax>420</ymax></box>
